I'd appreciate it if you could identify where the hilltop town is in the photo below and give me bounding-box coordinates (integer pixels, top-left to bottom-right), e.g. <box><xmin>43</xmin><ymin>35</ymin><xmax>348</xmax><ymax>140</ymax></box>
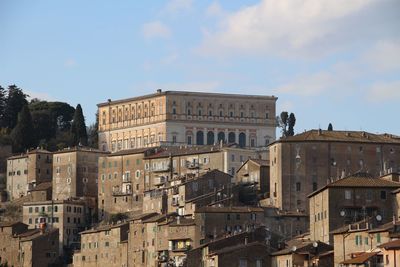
<box><xmin>1</xmin><ymin>89</ymin><xmax>400</xmax><ymax>267</ymax></box>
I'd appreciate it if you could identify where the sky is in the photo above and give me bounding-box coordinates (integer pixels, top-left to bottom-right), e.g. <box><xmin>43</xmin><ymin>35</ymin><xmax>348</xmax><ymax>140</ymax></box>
<box><xmin>0</xmin><ymin>0</ymin><xmax>399</xmax><ymax>135</ymax></box>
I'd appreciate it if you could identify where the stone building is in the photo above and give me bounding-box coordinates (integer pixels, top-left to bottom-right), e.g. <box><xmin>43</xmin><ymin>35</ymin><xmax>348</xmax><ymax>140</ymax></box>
<box><xmin>237</xmin><ymin>158</ymin><xmax>270</xmax><ymax>197</ymax></box>
<box><xmin>142</xmin><ymin>169</ymin><xmax>234</xmax><ymax>216</ymax></box>
<box><xmin>143</xmin><ymin>144</ymin><xmax>264</xmax><ymax>189</ymax></box>
<box><xmin>53</xmin><ymin>146</ymin><xmax>106</xmax><ymax>201</ymax></box>
<box><xmin>97</xmin><ymin>90</ymin><xmax>277</xmax><ymax>152</ymax></box>
<box><xmin>271</xmin><ymin>240</ymin><xmax>333</xmax><ymax>267</ymax></box>
<box><xmin>98</xmin><ymin>147</ymin><xmax>154</xmax><ymax>221</ymax></box>
<box><xmin>393</xmin><ymin>187</ymin><xmax>400</xmax><ymax>219</ymax></box>
<box><xmin>262</xmin><ymin>207</ymin><xmax>309</xmax><ymax>240</ymax></box>
<box><xmin>379</xmin><ymin>239</ymin><xmax>400</xmax><ymax>267</ymax></box>
<box><xmin>186</xmin><ymin>227</ymin><xmax>277</xmax><ymax>267</ymax></box>
<box><xmin>332</xmin><ymin>219</ymin><xmax>400</xmax><ymax>266</ymax></box>
<box><xmin>6</xmin><ymin>149</ymin><xmax>53</xmax><ymax>200</ymax></box>
<box><xmin>269</xmin><ymin>130</ymin><xmax>400</xmax><ymax>213</ymax></box>
<box><xmin>27</xmin><ymin>181</ymin><xmax>52</xmax><ymax>202</ymax></box>
<box><xmin>0</xmin><ymin>221</ymin><xmax>59</xmax><ymax>267</ymax></box>
<box><xmin>73</xmin><ymin>222</ymin><xmax>129</xmax><ymax>267</ymax></box>
<box><xmin>0</xmin><ymin>145</ymin><xmax>12</xmax><ymax>202</ymax></box>
<box><xmin>22</xmin><ymin>199</ymin><xmax>90</xmax><ymax>257</ymax></box>
<box><xmin>194</xmin><ymin>206</ymin><xmax>265</xmax><ymax>246</ymax></box>
<box><xmin>308</xmin><ymin>174</ymin><xmax>400</xmax><ymax>244</ymax></box>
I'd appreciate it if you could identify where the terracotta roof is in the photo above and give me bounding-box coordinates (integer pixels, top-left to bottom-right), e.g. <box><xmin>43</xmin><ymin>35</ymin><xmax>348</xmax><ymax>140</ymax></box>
<box><xmin>28</xmin><ymin>181</ymin><xmax>52</xmax><ymax>192</ymax></box>
<box><xmin>144</xmin><ymin>145</ymin><xmax>222</xmax><ymax>159</ymax></box>
<box><xmin>308</xmin><ymin>174</ymin><xmax>400</xmax><ymax>198</ymax></box>
<box><xmin>273</xmin><ymin>130</ymin><xmax>400</xmax><ymax>144</ymax></box>
<box><xmin>98</xmin><ymin>90</ymin><xmax>277</xmax><ymax>107</ymax></box>
<box><xmin>341</xmin><ymin>252</ymin><xmax>378</xmax><ymax>264</ymax></box>
<box><xmin>168</xmin><ymin>217</ymin><xmax>195</xmax><ymax>227</ymax></box>
<box><xmin>53</xmin><ymin>146</ymin><xmax>105</xmax><ymax>155</ymax></box>
<box><xmin>80</xmin><ymin>221</ymin><xmax>129</xmax><ymax>234</ymax></box>
<box><xmin>271</xmin><ymin>240</ymin><xmax>332</xmax><ymax>256</ymax></box>
<box><xmin>106</xmin><ymin>147</ymin><xmax>157</xmax><ymax>157</ymax></box>
<box><xmin>249</xmin><ymin>159</ymin><xmax>269</xmax><ymax>166</ymax></box>
<box><xmin>195</xmin><ymin>206</ymin><xmax>264</xmax><ymax>213</ymax></box>
<box><xmin>19</xmin><ymin>228</ymin><xmax>58</xmax><ymax>241</ymax></box>
<box><xmin>210</xmin><ymin>242</ymin><xmax>268</xmax><ymax>256</ymax></box>
<box><xmin>0</xmin><ymin>221</ymin><xmax>26</xmax><ymax>227</ymax></box>
<box><xmin>379</xmin><ymin>239</ymin><xmax>400</xmax><ymax>250</ymax></box>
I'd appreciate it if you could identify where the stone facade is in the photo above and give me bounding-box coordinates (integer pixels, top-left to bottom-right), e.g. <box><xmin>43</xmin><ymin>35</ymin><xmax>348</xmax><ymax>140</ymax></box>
<box><xmin>53</xmin><ymin>146</ymin><xmax>106</xmax><ymax>201</ymax></box>
<box><xmin>0</xmin><ymin>145</ymin><xmax>12</xmax><ymax>202</ymax></box>
<box><xmin>308</xmin><ymin>174</ymin><xmax>400</xmax><ymax>244</ymax></box>
<box><xmin>6</xmin><ymin>149</ymin><xmax>53</xmax><ymax>200</ymax></box>
<box><xmin>98</xmin><ymin>90</ymin><xmax>277</xmax><ymax>152</ymax></box>
<box><xmin>98</xmin><ymin>148</ymin><xmax>150</xmax><ymax>221</ymax></box>
<box><xmin>194</xmin><ymin>206</ymin><xmax>265</xmax><ymax>246</ymax></box>
<box><xmin>22</xmin><ymin>199</ymin><xmax>89</xmax><ymax>256</ymax></box>
<box><xmin>0</xmin><ymin>221</ymin><xmax>59</xmax><ymax>267</ymax></box>
<box><xmin>143</xmin><ymin>169</ymin><xmax>234</xmax><ymax>216</ymax></box>
<box><xmin>73</xmin><ymin>222</ymin><xmax>129</xmax><ymax>267</ymax></box>
<box><xmin>269</xmin><ymin>130</ymin><xmax>400</xmax><ymax>213</ymax></box>
<box><xmin>237</xmin><ymin>158</ymin><xmax>270</xmax><ymax>197</ymax></box>
<box><xmin>332</xmin><ymin>220</ymin><xmax>400</xmax><ymax>266</ymax></box>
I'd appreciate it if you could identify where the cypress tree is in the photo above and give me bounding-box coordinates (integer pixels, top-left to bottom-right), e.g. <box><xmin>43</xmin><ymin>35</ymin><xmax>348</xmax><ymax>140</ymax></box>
<box><xmin>10</xmin><ymin>105</ymin><xmax>34</xmax><ymax>152</ymax></box>
<box><xmin>71</xmin><ymin>104</ymin><xmax>88</xmax><ymax>146</ymax></box>
<box><xmin>328</xmin><ymin>123</ymin><xmax>333</xmax><ymax>131</ymax></box>
<box><xmin>287</xmin><ymin>113</ymin><xmax>296</xmax><ymax>136</ymax></box>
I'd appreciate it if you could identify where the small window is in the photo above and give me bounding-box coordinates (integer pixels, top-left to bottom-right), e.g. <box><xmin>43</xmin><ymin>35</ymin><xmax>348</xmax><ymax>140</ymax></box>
<box><xmin>345</xmin><ymin>190</ymin><xmax>352</xmax><ymax>200</ymax></box>
<box><xmin>296</xmin><ymin>182</ymin><xmax>301</xmax><ymax>192</ymax></box>
<box><xmin>380</xmin><ymin>191</ymin><xmax>387</xmax><ymax>200</ymax></box>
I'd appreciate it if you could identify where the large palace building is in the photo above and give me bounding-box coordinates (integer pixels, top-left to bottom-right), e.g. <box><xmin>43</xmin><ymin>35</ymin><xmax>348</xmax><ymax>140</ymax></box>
<box><xmin>97</xmin><ymin>90</ymin><xmax>277</xmax><ymax>152</ymax></box>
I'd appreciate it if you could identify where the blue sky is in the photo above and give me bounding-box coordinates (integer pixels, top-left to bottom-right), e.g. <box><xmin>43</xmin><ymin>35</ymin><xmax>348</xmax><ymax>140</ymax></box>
<box><xmin>1</xmin><ymin>0</ymin><xmax>399</xmax><ymax>135</ymax></box>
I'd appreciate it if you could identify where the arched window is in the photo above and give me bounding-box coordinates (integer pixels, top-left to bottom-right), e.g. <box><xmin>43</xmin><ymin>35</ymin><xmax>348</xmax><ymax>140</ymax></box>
<box><xmin>207</xmin><ymin>131</ymin><xmax>214</xmax><ymax>145</ymax></box>
<box><xmin>196</xmin><ymin>131</ymin><xmax>204</xmax><ymax>145</ymax></box>
<box><xmin>239</xmin><ymin>132</ymin><xmax>246</xmax><ymax>147</ymax></box>
<box><xmin>228</xmin><ymin>132</ymin><xmax>235</xmax><ymax>143</ymax></box>
<box><xmin>217</xmin><ymin>132</ymin><xmax>225</xmax><ymax>143</ymax></box>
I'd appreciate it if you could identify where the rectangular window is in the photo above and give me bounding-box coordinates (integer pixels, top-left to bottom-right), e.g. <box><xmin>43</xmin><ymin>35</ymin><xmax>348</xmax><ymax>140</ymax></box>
<box><xmin>345</xmin><ymin>190</ymin><xmax>352</xmax><ymax>200</ymax></box>
<box><xmin>380</xmin><ymin>191</ymin><xmax>387</xmax><ymax>200</ymax></box>
<box><xmin>296</xmin><ymin>182</ymin><xmax>301</xmax><ymax>192</ymax></box>
<box><xmin>376</xmin><ymin>233</ymin><xmax>381</xmax><ymax>243</ymax></box>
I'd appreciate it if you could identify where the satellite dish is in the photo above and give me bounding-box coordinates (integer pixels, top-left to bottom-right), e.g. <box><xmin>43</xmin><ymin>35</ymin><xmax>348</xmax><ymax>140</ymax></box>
<box><xmin>340</xmin><ymin>210</ymin><xmax>346</xmax><ymax>217</ymax></box>
<box><xmin>376</xmin><ymin>215</ymin><xmax>382</xmax><ymax>222</ymax></box>
<box><xmin>291</xmin><ymin>246</ymin><xmax>297</xmax><ymax>252</ymax></box>
<box><xmin>313</xmin><ymin>241</ymin><xmax>318</xmax><ymax>248</ymax></box>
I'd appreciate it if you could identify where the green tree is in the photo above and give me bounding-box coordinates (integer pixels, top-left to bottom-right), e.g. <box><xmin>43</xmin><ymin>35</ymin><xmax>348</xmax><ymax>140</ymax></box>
<box><xmin>87</xmin><ymin>111</ymin><xmax>99</xmax><ymax>149</ymax></box>
<box><xmin>277</xmin><ymin>111</ymin><xmax>289</xmax><ymax>137</ymax></box>
<box><xmin>4</xmin><ymin>85</ymin><xmax>28</xmax><ymax>129</ymax></box>
<box><xmin>70</xmin><ymin>104</ymin><xmax>88</xmax><ymax>146</ymax></box>
<box><xmin>10</xmin><ymin>105</ymin><xmax>35</xmax><ymax>152</ymax></box>
<box><xmin>287</xmin><ymin>113</ymin><xmax>296</xmax><ymax>136</ymax></box>
<box><xmin>0</xmin><ymin>86</ymin><xmax>7</xmax><ymax>128</ymax></box>
<box><xmin>328</xmin><ymin>123</ymin><xmax>333</xmax><ymax>131</ymax></box>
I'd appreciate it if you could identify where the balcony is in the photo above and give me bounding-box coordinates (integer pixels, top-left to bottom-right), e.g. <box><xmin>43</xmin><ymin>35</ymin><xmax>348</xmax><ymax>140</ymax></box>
<box><xmin>154</xmin><ymin>176</ymin><xmax>167</xmax><ymax>186</ymax></box>
<box><xmin>152</xmin><ymin>165</ymin><xmax>171</xmax><ymax>173</ymax></box>
<box><xmin>187</xmin><ymin>162</ymin><xmax>200</xmax><ymax>169</ymax></box>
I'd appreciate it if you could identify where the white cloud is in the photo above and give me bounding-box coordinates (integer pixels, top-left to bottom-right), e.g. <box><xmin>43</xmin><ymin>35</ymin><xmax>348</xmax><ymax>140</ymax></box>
<box><xmin>206</xmin><ymin>2</ymin><xmax>224</xmax><ymax>17</ymax></box>
<box><xmin>362</xmin><ymin>40</ymin><xmax>400</xmax><ymax>72</ymax></box>
<box><xmin>64</xmin><ymin>58</ymin><xmax>77</xmax><ymax>67</ymax></box>
<box><xmin>142</xmin><ymin>21</ymin><xmax>171</xmax><ymax>39</ymax></box>
<box><xmin>142</xmin><ymin>81</ymin><xmax>220</xmax><ymax>93</ymax></box>
<box><xmin>198</xmin><ymin>0</ymin><xmax>399</xmax><ymax>57</ymax></box>
<box><xmin>367</xmin><ymin>80</ymin><xmax>400</xmax><ymax>102</ymax></box>
<box><xmin>164</xmin><ymin>0</ymin><xmax>193</xmax><ymax>14</ymax></box>
<box><xmin>273</xmin><ymin>72</ymin><xmax>334</xmax><ymax>96</ymax></box>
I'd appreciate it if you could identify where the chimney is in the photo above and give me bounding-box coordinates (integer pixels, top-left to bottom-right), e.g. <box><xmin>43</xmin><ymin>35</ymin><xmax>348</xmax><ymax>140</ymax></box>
<box><xmin>157</xmin><ymin>89</ymin><xmax>162</xmax><ymax>93</ymax></box>
<box><xmin>177</xmin><ymin>216</ymin><xmax>181</xmax><ymax>225</ymax></box>
<box><xmin>244</xmin><ymin>236</ymin><xmax>248</xmax><ymax>245</ymax></box>
<box><xmin>318</xmin><ymin>129</ymin><xmax>322</xmax><ymax>135</ymax></box>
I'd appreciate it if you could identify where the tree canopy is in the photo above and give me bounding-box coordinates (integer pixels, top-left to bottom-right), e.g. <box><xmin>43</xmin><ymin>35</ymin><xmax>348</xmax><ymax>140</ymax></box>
<box><xmin>10</xmin><ymin>105</ymin><xmax>34</xmax><ymax>152</ymax></box>
<box><xmin>71</xmin><ymin>104</ymin><xmax>88</xmax><ymax>146</ymax></box>
<box><xmin>277</xmin><ymin>111</ymin><xmax>296</xmax><ymax>137</ymax></box>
